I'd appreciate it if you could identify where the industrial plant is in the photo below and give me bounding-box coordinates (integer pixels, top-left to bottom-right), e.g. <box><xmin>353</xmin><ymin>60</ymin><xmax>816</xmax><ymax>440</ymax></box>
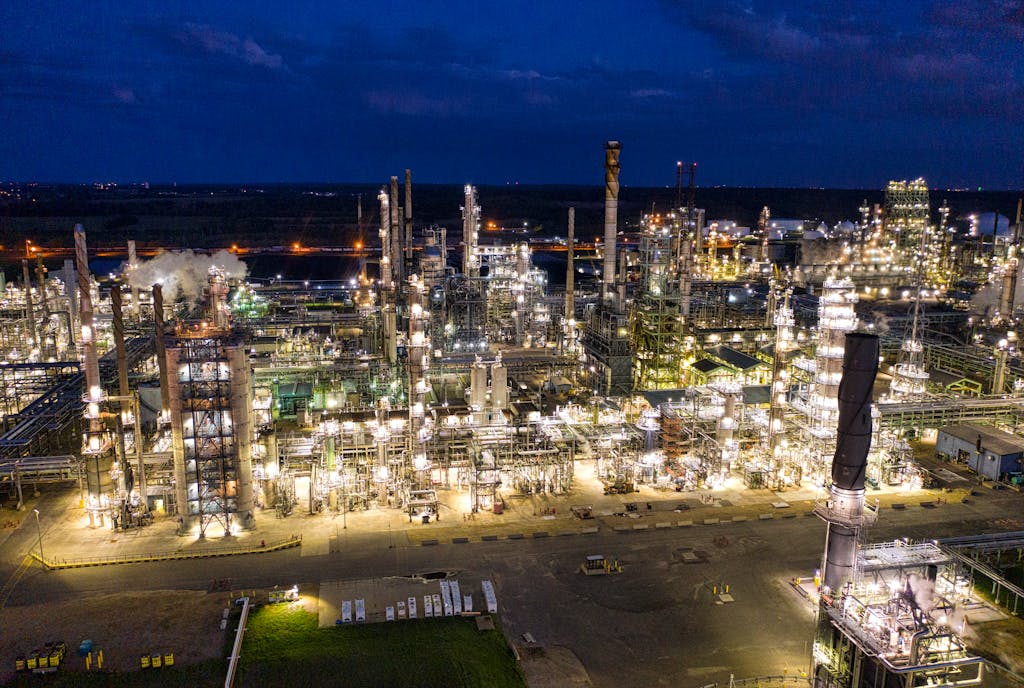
<box><xmin>1</xmin><ymin>143</ymin><xmax>1023</xmax><ymax>683</ymax></box>
<box><xmin>2</xmin><ymin>146</ymin><xmax>1024</xmax><ymax>524</ymax></box>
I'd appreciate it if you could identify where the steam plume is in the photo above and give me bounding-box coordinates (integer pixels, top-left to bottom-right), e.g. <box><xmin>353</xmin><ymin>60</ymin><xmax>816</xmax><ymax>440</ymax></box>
<box><xmin>128</xmin><ymin>249</ymin><xmax>247</xmax><ymax>305</ymax></box>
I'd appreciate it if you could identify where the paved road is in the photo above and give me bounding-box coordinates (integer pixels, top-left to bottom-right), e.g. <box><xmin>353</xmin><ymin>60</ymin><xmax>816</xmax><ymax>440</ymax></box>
<box><xmin>4</xmin><ymin>488</ymin><xmax>1021</xmax><ymax>687</ymax></box>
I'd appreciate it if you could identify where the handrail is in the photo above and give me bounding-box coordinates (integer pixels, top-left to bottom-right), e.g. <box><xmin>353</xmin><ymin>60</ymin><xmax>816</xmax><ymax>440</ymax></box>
<box><xmin>225</xmin><ymin>596</ymin><xmax>250</xmax><ymax>688</ymax></box>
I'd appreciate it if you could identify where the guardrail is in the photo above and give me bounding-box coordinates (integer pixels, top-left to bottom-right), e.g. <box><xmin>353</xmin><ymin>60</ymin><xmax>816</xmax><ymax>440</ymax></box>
<box><xmin>697</xmin><ymin>676</ymin><xmax>811</xmax><ymax>688</ymax></box>
<box><xmin>28</xmin><ymin>535</ymin><xmax>302</xmax><ymax>570</ymax></box>
<box><xmin>225</xmin><ymin>596</ymin><xmax>250</xmax><ymax>688</ymax></box>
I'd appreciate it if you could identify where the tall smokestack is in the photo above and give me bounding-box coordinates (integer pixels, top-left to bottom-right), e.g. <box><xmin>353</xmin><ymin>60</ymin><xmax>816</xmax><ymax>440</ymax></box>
<box><xmin>152</xmin><ymin>284</ymin><xmax>170</xmax><ymax>413</ymax></box>
<box><xmin>603</xmin><ymin>141</ymin><xmax>621</xmax><ymax>304</ymax></box>
<box><xmin>565</xmin><ymin>207</ymin><xmax>575</xmax><ymax>326</ymax></box>
<box><xmin>820</xmin><ymin>332</ymin><xmax>879</xmax><ymax>593</ymax></box>
<box><xmin>390</xmin><ymin>176</ymin><xmax>403</xmax><ymax>287</ymax></box>
<box><xmin>404</xmin><ymin>169</ymin><xmax>414</xmax><ymax>278</ymax></box>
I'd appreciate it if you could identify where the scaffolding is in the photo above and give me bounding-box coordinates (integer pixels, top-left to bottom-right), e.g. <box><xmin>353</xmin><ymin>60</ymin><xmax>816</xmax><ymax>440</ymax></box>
<box><xmin>631</xmin><ymin>219</ymin><xmax>689</xmax><ymax>389</ymax></box>
<box><xmin>167</xmin><ymin>333</ymin><xmax>254</xmax><ymax>536</ymax></box>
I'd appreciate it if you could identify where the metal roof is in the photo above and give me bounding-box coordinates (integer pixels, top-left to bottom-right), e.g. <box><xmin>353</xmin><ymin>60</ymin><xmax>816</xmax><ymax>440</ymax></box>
<box><xmin>939</xmin><ymin>423</ymin><xmax>1024</xmax><ymax>457</ymax></box>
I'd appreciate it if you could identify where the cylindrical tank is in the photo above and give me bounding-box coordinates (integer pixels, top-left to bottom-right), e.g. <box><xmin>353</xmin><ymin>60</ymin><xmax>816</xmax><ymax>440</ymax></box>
<box><xmin>470</xmin><ymin>360</ymin><xmax>487</xmax><ymax>409</ymax></box>
<box><xmin>491</xmin><ymin>360</ymin><xmax>508</xmax><ymax>410</ymax></box>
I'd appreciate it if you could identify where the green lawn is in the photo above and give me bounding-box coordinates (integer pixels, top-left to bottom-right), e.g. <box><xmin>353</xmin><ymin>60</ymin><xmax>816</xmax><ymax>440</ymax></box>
<box><xmin>237</xmin><ymin>604</ymin><xmax>525</xmax><ymax>688</ymax></box>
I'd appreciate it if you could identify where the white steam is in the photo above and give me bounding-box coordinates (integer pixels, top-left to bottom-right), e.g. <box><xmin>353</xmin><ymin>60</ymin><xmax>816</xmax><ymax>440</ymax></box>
<box><xmin>128</xmin><ymin>249</ymin><xmax>247</xmax><ymax>305</ymax></box>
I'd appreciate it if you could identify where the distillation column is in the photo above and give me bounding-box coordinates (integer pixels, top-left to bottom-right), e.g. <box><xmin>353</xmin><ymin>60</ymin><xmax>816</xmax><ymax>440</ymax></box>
<box><xmin>379</xmin><ymin>189</ymin><xmax>397</xmax><ymax>363</ymax></box>
<box><xmin>768</xmin><ymin>285</ymin><xmax>794</xmax><ymax>475</ymax></box>
<box><xmin>998</xmin><ymin>199</ymin><xmax>1024</xmax><ymax>321</ymax></box>
<box><xmin>462</xmin><ymin>185</ymin><xmax>480</xmax><ymax>278</ymax></box>
<box><xmin>390</xmin><ymin>176</ymin><xmax>403</xmax><ymax>288</ymax></box>
<box><xmin>76</xmin><ymin>225</ymin><xmax>111</xmax><ymax>511</ymax></box>
<box><xmin>408</xmin><ymin>276</ymin><xmax>432</xmax><ymax>480</ymax></box>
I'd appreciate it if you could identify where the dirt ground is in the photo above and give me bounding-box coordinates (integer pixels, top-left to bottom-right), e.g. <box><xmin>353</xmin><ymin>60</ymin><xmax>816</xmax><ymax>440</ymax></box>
<box><xmin>519</xmin><ymin>645</ymin><xmax>593</xmax><ymax>688</ymax></box>
<box><xmin>0</xmin><ymin>590</ymin><xmax>229</xmax><ymax>682</ymax></box>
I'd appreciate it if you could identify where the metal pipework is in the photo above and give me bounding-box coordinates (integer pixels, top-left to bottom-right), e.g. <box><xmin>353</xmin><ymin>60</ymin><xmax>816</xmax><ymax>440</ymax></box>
<box><xmin>821</xmin><ymin>332</ymin><xmax>879</xmax><ymax>593</ymax></box>
<box><xmin>602</xmin><ymin>141</ymin><xmax>621</xmax><ymax>303</ymax></box>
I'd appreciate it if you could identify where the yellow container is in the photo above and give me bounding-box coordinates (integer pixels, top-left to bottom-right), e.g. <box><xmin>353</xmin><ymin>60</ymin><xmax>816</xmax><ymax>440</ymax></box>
<box><xmin>164</xmin><ymin>653</ymin><xmax>174</xmax><ymax>667</ymax></box>
<box><xmin>26</xmin><ymin>657</ymin><xmax>37</xmax><ymax>670</ymax></box>
<box><xmin>38</xmin><ymin>656</ymin><xmax>49</xmax><ymax>668</ymax></box>
<box><xmin>15</xmin><ymin>657</ymin><xmax>25</xmax><ymax>671</ymax></box>
<box><xmin>140</xmin><ymin>655</ymin><xmax>150</xmax><ymax>669</ymax></box>
<box><xmin>151</xmin><ymin>654</ymin><xmax>162</xmax><ymax>668</ymax></box>
<box><xmin>49</xmin><ymin>653</ymin><xmax>61</xmax><ymax>666</ymax></box>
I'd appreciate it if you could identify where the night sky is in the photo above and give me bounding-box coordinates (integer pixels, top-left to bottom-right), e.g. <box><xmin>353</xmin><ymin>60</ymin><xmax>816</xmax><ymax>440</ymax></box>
<box><xmin>2</xmin><ymin>1</ymin><xmax>1021</xmax><ymax>188</ymax></box>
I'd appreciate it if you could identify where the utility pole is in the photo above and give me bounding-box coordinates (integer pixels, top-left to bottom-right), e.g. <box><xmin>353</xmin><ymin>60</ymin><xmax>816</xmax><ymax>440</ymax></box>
<box><xmin>33</xmin><ymin>508</ymin><xmax>44</xmax><ymax>563</ymax></box>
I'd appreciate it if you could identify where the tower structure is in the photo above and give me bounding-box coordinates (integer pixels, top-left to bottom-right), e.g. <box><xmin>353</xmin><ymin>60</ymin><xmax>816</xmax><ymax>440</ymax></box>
<box><xmin>812</xmin><ymin>336</ymin><xmax>985</xmax><ymax>685</ymax></box>
<box><xmin>602</xmin><ymin>141</ymin><xmax>621</xmax><ymax>304</ymax></box>
<box><xmin>795</xmin><ymin>275</ymin><xmax>858</xmax><ymax>482</ymax></box>
<box><xmin>887</xmin><ymin>230</ymin><xmax>930</xmax><ymax>401</ymax></box>
<box><xmin>166</xmin><ymin>266</ymin><xmax>254</xmax><ymax>536</ymax></box>
<box><xmin>883</xmin><ymin>178</ymin><xmax>929</xmax><ymax>270</ymax></box>
<box><xmin>462</xmin><ymin>185</ymin><xmax>481</xmax><ymax>279</ymax></box>
<box><xmin>582</xmin><ymin>141</ymin><xmax>632</xmax><ymax>395</ymax></box>
<box><xmin>167</xmin><ymin>330</ymin><xmax>254</xmax><ymax>537</ymax></box>
<box><xmin>631</xmin><ymin>212</ymin><xmax>687</xmax><ymax>389</ymax></box>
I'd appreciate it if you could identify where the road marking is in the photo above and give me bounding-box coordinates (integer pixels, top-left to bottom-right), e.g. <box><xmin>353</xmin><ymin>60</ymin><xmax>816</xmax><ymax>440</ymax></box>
<box><xmin>0</xmin><ymin>555</ymin><xmax>34</xmax><ymax>610</ymax></box>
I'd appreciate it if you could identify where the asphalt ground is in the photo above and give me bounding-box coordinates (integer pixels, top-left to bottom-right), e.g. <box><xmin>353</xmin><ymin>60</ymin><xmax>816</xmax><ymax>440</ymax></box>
<box><xmin>2</xmin><ymin>480</ymin><xmax>1022</xmax><ymax>687</ymax></box>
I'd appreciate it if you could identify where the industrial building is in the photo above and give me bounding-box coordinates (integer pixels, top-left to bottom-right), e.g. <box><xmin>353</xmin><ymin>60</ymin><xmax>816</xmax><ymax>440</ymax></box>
<box><xmin>936</xmin><ymin>424</ymin><xmax>1024</xmax><ymax>482</ymax></box>
<box><xmin>0</xmin><ymin>146</ymin><xmax>1021</xmax><ymax>546</ymax></box>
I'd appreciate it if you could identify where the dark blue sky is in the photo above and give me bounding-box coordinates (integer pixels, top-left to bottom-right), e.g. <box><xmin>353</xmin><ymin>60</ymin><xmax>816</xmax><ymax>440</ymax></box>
<box><xmin>2</xmin><ymin>1</ymin><xmax>1021</xmax><ymax>188</ymax></box>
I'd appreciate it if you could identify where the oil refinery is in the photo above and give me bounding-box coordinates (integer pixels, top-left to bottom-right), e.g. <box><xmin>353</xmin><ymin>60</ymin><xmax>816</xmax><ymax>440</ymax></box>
<box><xmin>1</xmin><ymin>145</ymin><xmax>1023</xmax><ymax>685</ymax></box>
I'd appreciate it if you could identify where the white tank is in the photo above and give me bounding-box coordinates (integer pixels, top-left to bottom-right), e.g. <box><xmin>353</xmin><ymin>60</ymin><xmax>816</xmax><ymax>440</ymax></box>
<box><xmin>491</xmin><ymin>361</ymin><xmax>508</xmax><ymax>409</ymax></box>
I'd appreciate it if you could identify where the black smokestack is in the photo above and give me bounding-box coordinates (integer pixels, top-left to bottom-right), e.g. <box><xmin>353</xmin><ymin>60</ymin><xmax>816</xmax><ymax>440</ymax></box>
<box><xmin>821</xmin><ymin>332</ymin><xmax>879</xmax><ymax>593</ymax></box>
<box><xmin>830</xmin><ymin>332</ymin><xmax>879</xmax><ymax>491</ymax></box>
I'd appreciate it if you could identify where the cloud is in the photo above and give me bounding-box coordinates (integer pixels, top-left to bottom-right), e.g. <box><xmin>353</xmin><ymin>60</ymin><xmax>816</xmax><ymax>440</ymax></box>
<box><xmin>631</xmin><ymin>88</ymin><xmax>676</xmax><ymax>99</ymax></box>
<box><xmin>661</xmin><ymin>0</ymin><xmax>1022</xmax><ymax>121</ymax></box>
<box><xmin>365</xmin><ymin>90</ymin><xmax>467</xmax><ymax>116</ymax></box>
<box><xmin>176</xmin><ymin>23</ymin><xmax>283</xmax><ymax>69</ymax></box>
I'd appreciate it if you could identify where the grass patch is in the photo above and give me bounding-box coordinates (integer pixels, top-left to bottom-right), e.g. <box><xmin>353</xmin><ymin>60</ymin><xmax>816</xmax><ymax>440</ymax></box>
<box><xmin>238</xmin><ymin>604</ymin><xmax>525</xmax><ymax>688</ymax></box>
